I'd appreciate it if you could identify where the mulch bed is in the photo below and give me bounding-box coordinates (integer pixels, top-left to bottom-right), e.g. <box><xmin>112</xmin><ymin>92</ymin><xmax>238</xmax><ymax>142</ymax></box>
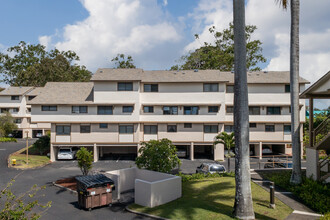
<box><xmin>55</xmin><ymin>177</ymin><xmax>77</xmax><ymax>191</ymax></box>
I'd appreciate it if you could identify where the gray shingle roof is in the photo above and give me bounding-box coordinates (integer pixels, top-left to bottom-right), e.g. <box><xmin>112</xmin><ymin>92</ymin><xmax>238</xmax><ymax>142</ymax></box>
<box><xmin>26</xmin><ymin>87</ymin><xmax>44</xmax><ymax>96</ymax></box>
<box><xmin>27</xmin><ymin>82</ymin><xmax>94</xmax><ymax>105</ymax></box>
<box><xmin>0</xmin><ymin>87</ymin><xmax>34</xmax><ymax>96</ymax></box>
<box><xmin>91</xmin><ymin>69</ymin><xmax>309</xmax><ymax>84</ymax></box>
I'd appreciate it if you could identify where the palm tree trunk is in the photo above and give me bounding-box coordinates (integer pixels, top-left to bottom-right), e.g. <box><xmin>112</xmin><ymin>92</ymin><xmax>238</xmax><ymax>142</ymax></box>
<box><xmin>233</xmin><ymin>0</ymin><xmax>255</xmax><ymax>219</ymax></box>
<box><xmin>290</xmin><ymin>0</ymin><xmax>302</xmax><ymax>184</ymax></box>
<box><xmin>228</xmin><ymin>156</ymin><xmax>231</xmax><ymax>171</ymax></box>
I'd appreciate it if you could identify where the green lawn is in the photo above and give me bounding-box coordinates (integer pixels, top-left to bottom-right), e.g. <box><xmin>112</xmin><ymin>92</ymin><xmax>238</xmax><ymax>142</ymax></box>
<box><xmin>129</xmin><ymin>177</ymin><xmax>292</xmax><ymax>220</ymax></box>
<box><xmin>9</xmin><ymin>146</ymin><xmax>50</xmax><ymax>169</ymax></box>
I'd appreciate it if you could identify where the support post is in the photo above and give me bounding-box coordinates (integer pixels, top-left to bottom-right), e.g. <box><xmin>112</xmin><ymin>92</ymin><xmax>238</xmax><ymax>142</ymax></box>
<box><xmin>25</xmin><ymin>131</ymin><xmax>29</xmax><ymax>165</ymax></box>
<box><xmin>50</xmin><ymin>144</ymin><xmax>55</xmax><ymax>162</ymax></box>
<box><xmin>269</xmin><ymin>182</ymin><xmax>275</xmax><ymax>209</ymax></box>
<box><xmin>137</xmin><ymin>144</ymin><xmax>142</xmax><ymax>157</ymax></box>
<box><xmin>309</xmin><ymin>98</ymin><xmax>314</xmax><ymax>148</ymax></box>
<box><xmin>190</xmin><ymin>142</ymin><xmax>194</xmax><ymax>161</ymax></box>
<box><xmin>93</xmin><ymin>143</ymin><xmax>98</xmax><ymax>162</ymax></box>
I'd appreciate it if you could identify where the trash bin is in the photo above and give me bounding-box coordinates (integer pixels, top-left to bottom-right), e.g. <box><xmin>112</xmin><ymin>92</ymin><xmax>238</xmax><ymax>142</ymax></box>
<box><xmin>75</xmin><ymin>174</ymin><xmax>115</xmax><ymax>211</ymax></box>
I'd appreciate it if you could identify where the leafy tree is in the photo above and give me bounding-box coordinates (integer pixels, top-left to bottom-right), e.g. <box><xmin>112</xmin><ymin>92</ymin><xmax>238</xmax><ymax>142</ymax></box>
<box><xmin>111</xmin><ymin>54</ymin><xmax>136</xmax><ymax>69</ymax></box>
<box><xmin>214</xmin><ymin>132</ymin><xmax>235</xmax><ymax>171</ymax></box>
<box><xmin>136</xmin><ymin>138</ymin><xmax>181</xmax><ymax>173</ymax></box>
<box><xmin>0</xmin><ymin>41</ymin><xmax>91</xmax><ymax>87</ymax></box>
<box><xmin>0</xmin><ymin>179</ymin><xmax>51</xmax><ymax>219</ymax></box>
<box><xmin>171</xmin><ymin>23</ymin><xmax>266</xmax><ymax>71</ymax></box>
<box><xmin>0</xmin><ymin>112</ymin><xmax>18</xmax><ymax>137</ymax></box>
<box><xmin>33</xmin><ymin>134</ymin><xmax>50</xmax><ymax>155</ymax></box>
<box><xmin>76</xmin><ymin>147</ymin><xmax>93</xmax><ymax>176</ymax></box>
<box><xmin>232</xmin><ymin>0</ymin><xmax>255</xmax><ymax>218</ymax></box>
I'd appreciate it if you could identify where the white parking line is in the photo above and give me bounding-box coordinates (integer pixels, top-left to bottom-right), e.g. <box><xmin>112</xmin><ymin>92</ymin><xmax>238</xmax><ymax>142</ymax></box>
<box><xmin>275</xmin><ymin>192</ymin><xmax>292</xmax><ymax>194</ymax></box>
<box><xmin>0</xmin><ymin>149</ymin><xmax>6</xmax><ymax>151</ymax></box>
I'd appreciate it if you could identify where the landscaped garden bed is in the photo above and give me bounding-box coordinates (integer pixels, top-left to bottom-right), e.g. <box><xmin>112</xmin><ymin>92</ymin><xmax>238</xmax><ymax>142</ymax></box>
<box><xmin>128</xmin><ymin>176</ymin><xmax>293</xmax><ymax>220</ymax></box>
<box><xmin>55</xmin><ymin>177</ymin><xmax>77</xmax><ymax>191</ymax></box>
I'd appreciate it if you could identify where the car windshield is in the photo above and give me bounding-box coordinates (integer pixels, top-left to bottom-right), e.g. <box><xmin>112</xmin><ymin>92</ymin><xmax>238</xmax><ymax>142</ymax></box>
<box><xmin>210</xmin><ymin>166</ymin><xmax>224</xmax><ymax>171</ymax></box>
<box><xmin>59</xmin><ymin>149</ymin><xmax>71</xmax><ymax>153</ymax></box>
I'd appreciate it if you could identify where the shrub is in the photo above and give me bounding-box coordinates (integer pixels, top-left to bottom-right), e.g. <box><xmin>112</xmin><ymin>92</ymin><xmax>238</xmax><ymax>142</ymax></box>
<box><xmin>136</xmin><ymin>138</ymin><xmax>181</xmax><ymax>173</ymax></box>
<box><xmin>0</xmin><ymin>112</ymin><xmax>17</xmax><ymax>137</ymax></box>
<box><xmin>0</xmin><ymin>137</ymin><xmax>17</xmax><ymax>142</ymax></box>
<box><xmin>33</xmin><ymin>135</ymin><xmax>50</xmax><ymax>155</ymax></box>
<box><xmin>76</xmin><ymin>147</ymin><xmax>93</xmax><ymax>175</ymax></box>
<box><xmin>177</xmin><ymin>172</ymin><xmax>235</xmax><ymax>182</ymax></box>
<box><xmin>261</xmin><ymin>170</ymin><xmax>330</xmax><ymax>214</ymax></box>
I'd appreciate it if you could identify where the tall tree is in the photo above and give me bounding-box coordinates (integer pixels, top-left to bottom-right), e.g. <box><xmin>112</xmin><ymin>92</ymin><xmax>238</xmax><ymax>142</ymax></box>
<box><xmin>233</xmin><ymin>0</ymin><xmax>255</xmax><ymax>219</ymax></box>
<box><xmin>111</xmin><ymin>54</ymin><xmax>136</xmax><ymax>69</ymax></box>
<box><xmin>171</xmin><ymin>23</ymin><xmax>266</xmax><ymax>71</ymax></box>
<box><xmin>0</xmin><ymin>112</ymin><xmax>18</xmax><ymax>137</ymax></box>
<box><xmin>0</xmin><ymin>41</ymin><xmax>91</xmax><ymax>87</ymax></box>
<box><xmin>277</xmin><ymin>0</ymin><xmax>302</xmax><ymax>184</ymax></box>
<box><xmin>214</xmin><ymin>132</ymin><xmax>235</xmax><ymax>171</ymax></box>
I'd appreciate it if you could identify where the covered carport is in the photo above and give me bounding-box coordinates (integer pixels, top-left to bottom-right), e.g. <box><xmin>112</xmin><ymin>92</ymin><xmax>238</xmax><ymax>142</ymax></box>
<box><xmin>194</xmin><ymin>144</ymin><xmax>213</xmax><ymax>159</ymax></box>
<box><xmin>99</xmin><ymin>145</ymin><xmax>138</xmax><ymax>161</ymax></box>
<box><xmin>50</xmin><ymin>144</ymin><xmax>93</xmax><ymax>162</ymax></box>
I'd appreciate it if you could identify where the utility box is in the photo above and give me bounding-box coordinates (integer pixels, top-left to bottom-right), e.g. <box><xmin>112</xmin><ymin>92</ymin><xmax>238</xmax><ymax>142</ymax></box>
<box><xmin>75</xmin><ymin>174</ymin><xmax>115</xmax><ymax>211</ymax></box>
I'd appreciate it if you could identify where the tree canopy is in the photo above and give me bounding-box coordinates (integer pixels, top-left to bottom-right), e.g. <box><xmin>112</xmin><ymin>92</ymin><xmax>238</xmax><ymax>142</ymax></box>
<box><xmin>171</xmin><ymin>23</ymin><xmax>266</xmax><ymax>71</ymax></box>
<box><xmin>111</xmin><ymin>54</ymin><xmax>136</xmax><ymax>69</ymax></box>
<box><xmin>0</xmin><ymin>41</ymin><xmax>91</xmax><ymax>87</ymax></box>
<box><xmin>0</xmin><ymin>112</ymin><xmax>17</xmax><ymax>137</ymax></box>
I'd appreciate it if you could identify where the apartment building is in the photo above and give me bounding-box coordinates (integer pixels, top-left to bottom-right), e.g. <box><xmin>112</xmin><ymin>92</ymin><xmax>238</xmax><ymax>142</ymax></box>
<box><xmin>0</xmin><ymin>86</ymin><xmax>50</xmax><ymax>138</ymax></box>
<box><xmin>27</xmin><ymin>69</ymin><xmax>309</xmax><ymax>162</ymax></box>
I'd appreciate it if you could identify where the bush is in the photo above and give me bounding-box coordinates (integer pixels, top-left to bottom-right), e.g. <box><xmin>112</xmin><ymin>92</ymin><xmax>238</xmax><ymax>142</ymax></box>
<box><xmin>76</xmin><ymin>147</ymin><xmax>93</xmax><ymax>175</ymax></box>
<box><xmin>33</xmin><ymin>135</ymin><xmax>50</xmax><ymax>155</ymax></box>
<box><xmin>261</xmin><ymin>170</ymin><xmax>330</xmax><ymax>214</ymax></box>
<box><xmin>177</xmin><ymin>172</ymin><xmax>235</xmax><ymax>182</ymax></box>
<box><xmin>0</xmin><ymin>137</ymin><xmax>17</xmax><ymax>142</ymax></box>
<box><xmin>0</xmin><ymin>112</ymin><xmax>18</xmax><ymax>137</ymax></box>
<box><xmin>136</xmin><ymin>138</ymin><xmax>181</xmax><ymax>173</ymax></box>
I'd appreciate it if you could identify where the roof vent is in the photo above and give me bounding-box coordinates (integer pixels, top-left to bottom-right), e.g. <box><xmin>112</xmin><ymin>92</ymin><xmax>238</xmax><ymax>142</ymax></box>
<box><xmin>194</xmin><ymin>69</ymin><xmax>198</xmax><ymax>72</ymax></box>
<box><xmin>264</xmin><ymin>71</ymin><xmax>268</xmax><ymax>73</ymax></box>
<box><xmin>100</xmin><ymin>70</ymin><xmax>103</xmax><ymax>73</ymax></box>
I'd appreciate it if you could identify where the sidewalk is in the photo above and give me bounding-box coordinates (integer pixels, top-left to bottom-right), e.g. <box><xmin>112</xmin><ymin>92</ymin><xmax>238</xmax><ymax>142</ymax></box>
<box><xmin>250</xmin><ymin>171</ymin><xmax>323</xmax><ymax>220</ymax></box>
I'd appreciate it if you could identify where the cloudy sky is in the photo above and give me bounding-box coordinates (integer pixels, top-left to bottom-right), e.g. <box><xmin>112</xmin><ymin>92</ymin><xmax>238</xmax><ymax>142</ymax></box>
<box><xmin>0</xmin><ymin>0</ymin><xmax>329</xmax><ymax>108</ymax></box>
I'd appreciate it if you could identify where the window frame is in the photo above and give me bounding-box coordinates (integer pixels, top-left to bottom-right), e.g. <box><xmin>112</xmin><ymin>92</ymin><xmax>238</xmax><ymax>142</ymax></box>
<box><xmin>97</xmin><ymin>106</ymin><xmax>113</xmax><ymax>115</ymax></box>
<box><xmin>249</xmin><ymin>106</ymin><xmax>261</xmax><ymax>115</ymax></box>
<box><xmin>249</xmin><ymin>123</ymin><xmax>257</xmax><ymax>128</ymax></box>
<box><xmin>14</xmin><ymin>118</ymin><xmax>22</xmax><ymax>124</ymax></box>
<box><xmin>144</xmin><ymin>84</ymin><xmax>158</xmax><ymax>92</ymax></box>
<box><xmin>122</xmin><ymin>106</ymin><xmax>134</xmax><ymax>113</ymax></box>
<box><xmin>204</xmin><ymin>125</ymin><xmax>218</xmax><ymax>133</ymax></box>
<box><xmin>265</xmin><ymin>125</ymin><xmax>275</xmax><ymax>132</ymax></box>
<box><xmin>183</xmin><ymin>106</ymin><xmax>199</xmax><ymax>115</ymax></box>
<box><xmin>56</xmin><ymin>125</ymin><xmax>71</xmax><ymax>135</ymax></box>
<box><xmin>267</xmin><ymin>107</ymin><xmax>281</xmax><ymax>115</ymax></box>
<box><xmin>11</xmin><ymin>96</ymin><xmax>19</xmax><ymax>100</ymax></box>
<box><xmin>167</xmin><ymin>125</ymin><xmax>177</xmax><ymax>133</ymax></box>
<box><xmin>184</xmin><ymin>123</ymin><xmax>192</xmax><ymax>128</ymax></box>
<box><xmin>226</xmin><ymin>85</ymin><xmax>234</xmax><ymax>93</ymax></box>
<box><xmin>226</xmin><ymin>106</ymin><xmax>234</xmax><ymax>114</ymax></box>
<box><xmin>99</xmin><ymin>123</ymin><xmax>108</xmax><ymax>129</ymax></box>
<box><xmin>41</xmin><ymin>105</ymin><xmax>57</xmax><ymax>111</ymax></box>
<box><xmin>117</xmin><ymin>82</ymin><xmax>133</xmax><ymax>91</ymax></box>
<box><xmin>12</xmin><ymin>108</ymin><xmax>19</xmax><ymax>113</ymax></box>
<box><xmin>80</xmin><ymin>125</ymin><xmax>91</xmax><ymax>133</ymax></box>
<box><xmin>208</xmin><ymin>106</ymin><xmax>219</xmax><ymax>113</ymax></box>
<box><xmin>224</xmin><ymin>125</ymin><xmax>234</xmax><ymax>133</ymax></box>
<box><xmin>119</xmin><ymin>125</ymin><xmax>134</xmax><ymax>134</ymax></box>
<box><xmin>285</xmin><ymin>84</ymin><xmax>290</xmax><ymax>93</ymax></box>
<box><xmin>144</xmin><ymin>125</ymin><xmax>158</xmax><ymax>134</ymax></box>
<box><xmin>72</xmin><ymin>106</ymin><xmax>88</xmax><ymax>114</ymax></box>
<box><xmin>163</xmin><ymin>106</ymin><xmax>178</xmax><ymax>115</ymax></box>
<box><xmin>143</xmin><ymin>106</ymin><xmax>154</xmax><ymax>113</ymax></box>
<box><xmin>284</xmin><ymin>125</ymin><xmax>291</xmax><ymax>133</ymax></box>
<box><xmin>203</xmin><ymin>83</ymin><xmax>219</xmax><ymax>92</ymax></box>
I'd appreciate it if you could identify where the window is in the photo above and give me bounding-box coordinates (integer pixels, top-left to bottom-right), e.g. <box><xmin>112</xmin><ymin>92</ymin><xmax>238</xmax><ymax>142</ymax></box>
<box><xmin>99</xmin><ymin>123</ymin><xmax>108</xmax><ymax>129</ymax></box>
<box><xmin>226</xmin><ymin>106</ymin><xmax>234</xmax><ymax>114</ymax></box>
<box><xmin>12</xmin><ymin>108</ymin><xmax>19</xmax><ymax>113</ymax></box>
<box><xmin>123</xmin><ymin>106</ymin><xmax>134</xmax><ymax>113</ymax></box>
<box><xmin>224</xmin><ymin>125</ymin><xmax>234</xmax><ymax>133</ymax></box>
<box><xmin>144</xmin><ymin>125</ymin><xmax>157</xmax><ymax>134</ymax></box>
<box><xmin>119</xmin><ymin>125</ymin><xmax>134</xmax><ymax>134</ymax></box>
<box><xmin>41</xmin><ymin>106</ymin><xmax>57</xmax><ymax>111</ymax></box>
<box><xmin>56</xmin><ymin>125</ymin><xmax>71</xmax><ymax>135</ymax></box>
<box><xmin>184</xmin><ymin>123</ymin><xmax>192</xmax><ymax>128</ymax></box>
<box><xmin>184</xmin><ymin>106</ymin><xmax>199</xmax><ymax>115</ymax></box>
<box><xmin>144</xmin><ymin>84</ymin><xmax>158</xmax><ymax>92</ymax></box>
<box><xmin>27</xmin><ymin>108</ymin><xmax>31</xmax><ymax>113</ymax></box>
<box><xmin>143</xmin><ymin>106</ymin><xmax>154</xmax><ymax>113</ymax></box>
<box><xmin>204</xmin><ymin>125</ymin><xmax>218</xmax><ymax>133</ymax></box>
<box><xmin>285</xmin><ymin>84</ymin><xmax>290</xmax><ymax>93</ymax></box>
<box><xmin>80</xmin><ymin>125</ymin><xmax>91</xmax><ymax>133</ymax></box>
<box><xmin>72</xmin><ymin>106</ymin><xmax>88</xmax><ymax>113</ymax></box>
<box><xmin>267</xmin><ymin>107</ymin><xmax>281</xmax><ymax>115</ymax></box>
<box><xmin>11</xmin><ymin>96</ymin><xmax>19</xmax><ymax>100</ymax></box>
<box><xmin>163</xmin><ymin>106</ymin><xmax>178</xmax><ymax>115</ymax></box>
<box><xmin>226</xmin><ymin>85</ymin><xmax>234</xmax><ymax>93</ymax></box>
<box><xmin>167</xmin><ymin>125</ymin><xmax>177</xmax><ymax>132</ymax></box>
<box><xmin>97</xmin><ymin>106</ymin><xmax>113</xmax><ymax>115</ymax></box>
<box><xmin>28</xmin><ymin>96</ymin><xmax>36</xmax><ymax>100</ymax></box>
<box><xmin>265</xmin><ymin>125</ymin><xmax>275</xmax><ymax>132</ymax></box>
<box><xmin>1</xmin><ymin>108</ymin><xmax>9</xmax><ymax>113</ymax></box>
<box><xmin>249</xmin><ymin>123</ymin><xmax>257</xmax><ymax>128</ymax></box>
<box><xmin>208</xmin><ymin>106</ymin><xmax>219</xmax><ymax>113</ymax></box>
<box><xmin>118</xmin><ymin>82</ymin><xmax>133</xmax><ymax>91</ymax></box>
<box><xmin>203</xmin><ymin>83</ymin><xmax>218</xmax><ymax>92</ymax></box>
<box><xmin>14</xmin><ymin>118</ymin><xmax>22</xmax><ymax>124</ymax></box>
<box><xmin>249</xmin><ymin>106</ymin><xmax>260</xmax><ymax>115</ymax></box>
<box><xmin>284</xmin><ymin>125</ymin><xmax>291</xmax><ymax>133</ymax></box>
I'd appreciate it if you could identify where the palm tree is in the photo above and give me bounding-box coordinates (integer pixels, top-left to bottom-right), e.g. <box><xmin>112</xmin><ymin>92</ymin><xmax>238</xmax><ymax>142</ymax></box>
<box><xmin>277</xmin><ymin>0</ymin><xmax>302</xmax><ymax>184</ymax></box>
<box><xmin>214</xmin><ymin>132</ymin><xmax>235</xmax><ymax>171</ymax></box>
<box><xmin>233</xmin><ymin>0</ymin><xmax>255</xmax><ymax>219</ymax></box>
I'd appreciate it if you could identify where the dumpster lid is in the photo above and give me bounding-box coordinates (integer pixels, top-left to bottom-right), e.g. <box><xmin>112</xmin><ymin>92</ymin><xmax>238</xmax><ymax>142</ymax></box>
<box><xmin>75</xmin><ymin>174</ymin><xmax>114</xmax><ymax>190</ymax></box>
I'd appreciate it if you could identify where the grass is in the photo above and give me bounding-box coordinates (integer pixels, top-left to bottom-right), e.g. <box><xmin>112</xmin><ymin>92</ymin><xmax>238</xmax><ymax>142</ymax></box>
<box><xmin>0</xmin><ymin>137</ymin><xmax>17</xmax><ymax>142</ymax></box>
<box><xmin>129</xmin><ymin>177</ymin><xmax>292</xmax><ymax>220</ymax></box>
<box><xmin>9</xmin><ymin>145</ymin><xmax>50</xmax><ymax>169</ymax></box>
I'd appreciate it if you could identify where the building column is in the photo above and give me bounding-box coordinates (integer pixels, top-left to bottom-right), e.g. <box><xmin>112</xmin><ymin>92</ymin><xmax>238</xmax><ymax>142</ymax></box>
<box><xmin>255</xmin><ymin>142</ymin><xmax>262</xmax><ymax>159</ymax></box>
<box><xmin>50</xmin><ymin>144</ymin><xmax>55</xmax><ymax>162</ymax></box>
<box><xmin>137</xmin><ymin>144</ymin><xmax>142</xmax><ymax>157</ymax></box>
<box><xmin>306</xmin><ymin>147</ymin><xmax>319</xmax><ymax>180</ymax></box>
<box><xmin>190</xmin><ymin>142</ymin><xmax>194</xmax><ymax>161</ymax></box>
<box><xmin>93</xmin><ymin>143</ymin><xmax>99</xmax><ymax>162</ymax></box>
<box><xmin>100</xmin><ymin>146</ymin><xmax>103</xmax><ymax>158</ymax></box>
<box><xmin>42</xmin><ymin>129</ymin><xmax>45</xmax><ymax>136</ymax></box>
<box><xmin>214</xmin><ymin>143</ymin><xmax>224</xmax><ymax>161</ymax></box>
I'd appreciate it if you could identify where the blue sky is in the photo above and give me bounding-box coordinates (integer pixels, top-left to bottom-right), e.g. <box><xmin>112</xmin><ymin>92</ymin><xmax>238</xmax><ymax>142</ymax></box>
<box><xmin>0</xmin><ymin>0</ymin><xmax>329</xmax><ymax>108</ymax></box>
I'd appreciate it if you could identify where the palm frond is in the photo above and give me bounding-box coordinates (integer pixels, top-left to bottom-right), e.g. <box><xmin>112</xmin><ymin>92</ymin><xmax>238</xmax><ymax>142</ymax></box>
<box><xmin>275</xmin><ymin>0</ymin><xmax>288</xmax><ymax>10</ymax></box>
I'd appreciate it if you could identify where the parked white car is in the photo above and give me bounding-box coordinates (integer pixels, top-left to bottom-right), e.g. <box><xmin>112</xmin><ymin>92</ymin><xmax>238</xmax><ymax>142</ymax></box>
<box><xmin>57</xmin><ymin>147</ymin><xmax>78</xmax><ymax>160</ymax></box>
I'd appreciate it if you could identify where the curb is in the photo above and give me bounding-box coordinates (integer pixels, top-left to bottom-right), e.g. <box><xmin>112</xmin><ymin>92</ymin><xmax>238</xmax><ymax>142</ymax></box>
<box><xmin>52</xmin><ymin>182</ymin><xmax>78</xmax><ymax>195</ymax></box>
<box><xmin>125</xmin><ymin>205</ymin><xmax>169</xmax><ymax>220</ymax></box>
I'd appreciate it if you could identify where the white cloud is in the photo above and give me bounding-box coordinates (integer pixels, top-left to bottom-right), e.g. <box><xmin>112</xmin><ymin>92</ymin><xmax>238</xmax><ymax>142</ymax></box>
<box><xmin>38</xmin><ymin>35</ymin><xmax>52</xmax><ymax>49</ymax></box>
<box><xmin>40</xmin><ymin>0</ymin><xmax>182</xmax><ymax>71</ymax></box>
<box><xmin>163</xmin><ymin>0</ymin><xmax>168</xmax><ymax>6</ymax></box>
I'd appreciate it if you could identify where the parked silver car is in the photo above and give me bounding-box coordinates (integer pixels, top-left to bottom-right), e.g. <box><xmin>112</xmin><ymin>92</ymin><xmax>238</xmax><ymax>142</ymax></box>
<box><xmin>196</xmin><ymin>163</ymin><xmax>226</xmax><ymax>174</ymax></box>
<box><xmin>57</xmin><ymin>147</ymin><xmax>78</xmax><ymax>160</ymax></box>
